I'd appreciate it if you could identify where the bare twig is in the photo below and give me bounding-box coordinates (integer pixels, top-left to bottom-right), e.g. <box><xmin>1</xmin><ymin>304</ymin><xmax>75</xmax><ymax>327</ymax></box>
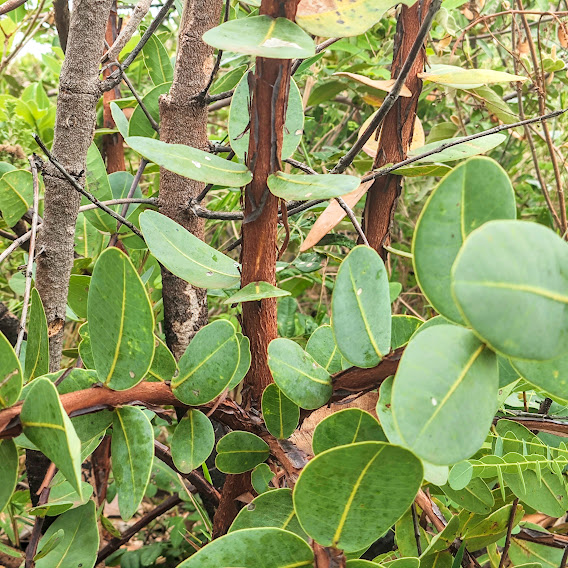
<box><xmin>331</xmin><ymin>0</ymin><xmax>442</xmax><ymax>174</ymax></box>
<box><xmin>0</xmin><ymin>229</ymin><xmax>37</xmax><ymax>265</ymax></box>
<box><xmin>336</xmin><ymin>197</ymin><xmax>368</xmax><ymax>246</ymax></box>
<box><xmin>411</xmin><ymin>503</ymin><xmax>422</xmax><ymax>556</ymax></box>
<box><xmin>498</xmin><ymin>498</ymin><xmax>519</xmax><ymax>568</ymax></box>
<box><xmin>15</xmin><ymin>157</ymin><xmax>41</xmax><ymax>357</ymax></box>
<box><xmin>0</xmin><ymin>0</ymin><xmax>26</xmax><ymax>15</ymax></box>
<box><xmin>78</xmin><ymin>197</ymin><xmax>156</xmax><ymax>213</ymax></box>
<box><xmin>33</xmin><ymin>135</ymin><xmax>144</xmax><ymax>239</ymax></box>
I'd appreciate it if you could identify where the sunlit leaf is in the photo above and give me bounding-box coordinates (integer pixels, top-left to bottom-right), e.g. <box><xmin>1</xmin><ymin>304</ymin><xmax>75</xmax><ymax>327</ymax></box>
<box><xmin>216</xmin><ymin>431</ymin><xmax>270</xmax><ymax>474</ymax></box>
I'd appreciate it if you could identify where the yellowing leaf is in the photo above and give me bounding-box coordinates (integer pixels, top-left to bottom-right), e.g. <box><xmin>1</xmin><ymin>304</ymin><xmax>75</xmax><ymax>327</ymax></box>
<box><xmin>359</xmin><ymin>112</ymin><xmax>423</xmax><ymax>158</ymax></box>
<box><xmin>334</xmin><ymin>72</ymin><xmax>412</xmax><ymax>97</ymax></box>
<box><xmin>418</xmin><ymin>64</ymin><xmax>527</xmax><ymax>89</ymax></box>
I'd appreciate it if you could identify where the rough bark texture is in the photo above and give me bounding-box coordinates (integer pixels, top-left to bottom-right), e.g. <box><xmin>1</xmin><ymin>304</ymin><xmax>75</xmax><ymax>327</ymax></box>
<box><xmin>158</xmin><ymin>0</ymin><xmax>222</xmax><ymax>360</ymax></box>
<box><xmin>0</xmin><ymin>302</ymin><xmax>20</xmax><ymax>346</ymax></box>
<box><xmin>240</xmin><ymin>0</ymin><xmax>299</xmax><ymax>405</ymax></box>
<box><xmin>102</xmin><ymin>1</ymin><xmax>126</xmax><ymax>174</ymax></box>
<box><xmin>361</xmin><ymin>1</ymin><xmax>430</xmax><ymax>258</ymax></box>
<box><xmin>35</xmin><ymin>0</ymin><xmax>112</xmax><ymax>371</ymax></box>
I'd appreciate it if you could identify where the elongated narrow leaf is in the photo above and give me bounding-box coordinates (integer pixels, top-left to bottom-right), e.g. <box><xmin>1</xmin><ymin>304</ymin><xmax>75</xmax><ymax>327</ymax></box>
<box><xmin>30</xmin><ymin>480</ymin><xmax>93</xmax><ymax>517</ymax></box>
<box><xmin>419</xmin><ymin>64</ymin><xmax>527</xmax><ymax>89</ymax></box>
<box><xmin>171</xmin><ymin>410</ymin><xmax>215</xmax><ymax>473</ymax></box>
<box><xmin>261</xmin><ymin>383</ymin><xmax>299</xmax><ymax>440</ymax></box>
<box><xmin>331</xmin><ymin>246</ymin><xmax>391</xmax><ymax>368</ymax></box>
<box><xmin>82</xmin><ymin>143</ymin><xmax>115</xmax><ymax>233</ymax></box>
<box><xmin>296</xmin><ymin>0</ymin><xmax>417</xmax><ymax>38</ymax></box>
<box><xmin>128</xmin><ymin>81</ymin><xmax>170</xmax><ymax>139</ymax></box>
<box><xmin>36</xmin><ymin>501</ymin><xmax>98</xmax><ymax>568</ymax></box>
<box><xmin>511</xmin><ymin>354</ymin><xmax>568</xmax><ymax>403</ymax></box>
<box><xmin>392</xmin><ymin>325</ymin><xmax>498</xmax><ymax>465</ymax></box>
<box><xmin>230</xmin><ymin>73</ymin><xmax>304</xmax><ymax>161</ymax></box>
<box><xmin>203</xmin><ymin>16</ymin><xmax>315</xmax><ymax>59</ymax></box>
<box><xmin>452</xmin><ymin>220</ymin><xmax>568</xmax><ymax>360</ymax></box>
<box><xmin>142</xmin><ymin>34</ymin><xmax>174</xmax><ymax>85</ymax></box>
<box><xmin>0</xmin><ymin>332</ymin><xmax>22</xmax><ymax>408</ymax></box>
<box><xmin>126</xmin><ymin>136</ymin><xmax>252</xmax><ymax>187</ymax></box>
<box><xmin>0</xmin><ymin>169</ymin><xmax>32</xmax><ymax>226</ymax></box>
<box><xmin>312</xmin><ymin>408</ymin><xmax>386</xmax><ymax>455</ymax></box>
<box><xmin>110</xmin><ymin>102</ymin><xmax>129</xmax><ymax>138</ymax></box>
<box><xmin>268</xmin><ymin>171</ymin><xmax>360</xmax><ymax>200</ymax></box>
<box><xmin>0</xmin><ymin>439</ymin><xmax>18</xmax><ymax>513</ymax></box>
<box><xmin>21</xmin><ymin>378</ymin><xmax>83</xmax><ymax>497</ymax></box>
<box><xmin>408</xmin><ymin>134</ymin><xmax>506</xmax><ymax>163</ymax></box>
<box><xmin>413</xmin><ymin>157</ymin><xmax>516</xmax><ymax>324</ymax></box>
<box><xmin>224</xmin><ymin>281</ymin><xmax>290</xmax><ymax>304</ymax></box>
<box><xmin>293</xmin><ymin>442</ymin><xmax>423</xmax><ymax>552</ymax></box>
<box><xmin>172</xmin><ymin>320</ymin><xmax>239</xmax><ymax>405</ymax></box>
<box><xmin>306</xmin><ymin>324</ymin><xmax>343</xmax><ymax>374</ymax></box>
<box><xmin>177</xmin><ymin>528</ymin><xmax>313</xmax><ymax>568</ymax></box>
<box><xmin>112</xmin><ymin>406</ymin><xmax>154</xmax><ymax>520</ymax></box>
<box><xmin>230</xmin><ymin>489</ymin><xmax>308</xmax><ymax>539</ymax></box>
<box><xmin>268</xmin><ymin>338</ymin><xmax>332</xmax><ymax>410</ymax></box>
<box><xmin>88</xmin><ymin>248</ymin><xmax>155</xmax><ymax>390</ymax></box>
<box><xmin>216</xmin><ymin>431</ymin><xmax>270</xmax><ymax>474</ymax></box>
<box><xmin>140</xmin><ymin>210</ymin><xmax>241</xmax><ymax>289</ymax></box>
<box><xmin>227</xmin><ymin>333</ymin><xmax>251</xmax><ymax>390</ymax></box>
<box><xmin>24</xmin><ymin>288</ymin><xmax>49</xmax><ymax>381</ymax></box>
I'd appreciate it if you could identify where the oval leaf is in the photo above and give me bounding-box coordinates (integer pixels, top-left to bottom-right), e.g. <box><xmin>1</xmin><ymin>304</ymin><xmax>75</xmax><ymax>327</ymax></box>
<box><xmin>331</xmin><ymin>246</ymin><xmax>391</xmax><ymax>368</ymax></box>
<box><xmin>88</xmin><ymin>247</ymin><xmax>155</xmax><ymax>390</ymax></box>
<box><xmin>268</xmin><ymin>338</ymin><xmax>332</xmax><ymax>410</ymax></box>
<box><xmin>452</xmin><ymin>220</ymin><xmax>568</xmax><ymax>360</ymax></box>
<box><xmin>0</xmin><ymin>439</ymin><xmax>18</xmax><ymax>513</ymax></box>
<box><xmin>171</xmin><ymin>410</ymin><xmax>215</xmax><ymax>473</ymax></box>
<box><xmin>203</xmin><ymin>16</ymin><xmax>315</xmax><ymax>59</ymax></box>
<box><xmin>0</xmin><ymin>332</ymin><xmax>22</xmax><ymax>408</ymax></box>
<box><xmin>392</xmin><ymin>325</ymin><xmax>498</xmax><ymax>465</ymax></box>
<box><xmin>111</xmin><ymin>406</ymin><xmax>154</xmax><ymax>520</ymax></box>
<box><xmin>172</xmin><ymin>320</ymin><xmax>239</xmax><ymax>405</ymax></box>
<box><xmin>408</xmin><ymin>133</ymin><xmax>506</xmax><ymax>163</ymax></box>
<box><xmin>261</xmin><ymin>383</ymin><xmax>299</xmax><ymax>440</ymax></box>
<box><xmin>306</xmin><ymin>324</ymin><xmax>343</xmax><ymax>374</ymax></box>
<box><xmin>419</xmin><ymin>64</ymin><xmax>527</xmax><ymax>89</ymax></box>
<box><xmin>293</xmin><ymin>442</ymin><xmax>423</xmax><ymax>552</ymax></box>
<box><xmin>140</xmin><ymin>210</ymin><xmax>241</xmax><ymax>289</ymax></box>
<box><xmin>511</xmin><ymin>354</ymin><xmax>568</xmax><ymax>403</ymax></box>
<box><xmin>24</xmin><ymin>288</ymin><xmax>49</xmax><ymax>381</ymax></box>
<box><xmin>413</xmin><ymin>157</ymin><xmax>516</xmax><ymax>324</ymax></box>
<box><xmin>268</xmin><ymin>171</ymin><xmax>361</xmax><ymax>200</ymax></box>
<box><xmin>126</xmin><ymin>136</ymin><xmax>252</xmax><ymax>187</ymax></box>
<box><xmin>227</xmin><ymin>333</ymin><xmax>252</xmax><ymax>390</ymax></box>
<box><xmin>0</xmin><ymin>169</ymin><xmax>32</xmax><ymax>226</ymax></box>
<box><xmin>216</xmin><ymin>431</ymin><xmax>270</xmax><ymax>474</ymax></box>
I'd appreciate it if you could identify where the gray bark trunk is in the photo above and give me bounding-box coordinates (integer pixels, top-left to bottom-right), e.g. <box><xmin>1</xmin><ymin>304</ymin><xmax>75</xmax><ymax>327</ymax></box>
<box><xmin>158</xmin><ymin>0</ymin><xmax>222</xmax><ymax>360</ymax></box>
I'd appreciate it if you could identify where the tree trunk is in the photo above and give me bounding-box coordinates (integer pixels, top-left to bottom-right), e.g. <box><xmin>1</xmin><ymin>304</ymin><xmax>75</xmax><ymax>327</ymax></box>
<box><xmin>158</xmin><ymin>0</ymin><xmax>222</xmax><ymax>361</ymax></box>
<box><xmin>240</xmin><ymin>0</ymin><xmax>299</xmax><ymax>405</ymax></box>
<box><xmin>361</xmin><ymin>1</ymin><xmax>431</xmax><ymax>259</ymax></box>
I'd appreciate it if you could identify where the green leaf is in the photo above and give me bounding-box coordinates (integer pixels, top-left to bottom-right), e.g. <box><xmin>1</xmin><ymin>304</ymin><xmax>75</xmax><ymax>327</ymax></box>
<box><xmin>447</xmin><ymin>461</ymin><xmax>474</xmax><ymax>491</ymax></box>
<box><xmin>30</xmin><ymin>480</ymin><xmax>93</xmax><ymax>517</ymax></box>
<box><xmin>82</xmin><ymin>143</ymin><xmax>115</xmax><ymax>233</ymax></box>
<box><xmin>173</xmin><ymin>320</ymin><xmax>239</xmax><ymax>405</ymax></box>
<box><xmin>419</xmin><ymin>64</ymin><xmax>527</xmax><ymax>89</ymax></box>
<box><xmin>24</xmin><ymin>288</ymin><xmax>50</xmax><ymax>381</ymax></box>
<box><xmin>224</xmin><ymin>281</ymin><xmax>290</xmax><ymax>304</ymax></box>
<box><xmin>268</xmin><ymin>171</ymin><xmax>360</xmax><ymax>200</ymax></box>
<box><xmin>463</xmin><ymin>504</ymin><xmax>524</xmax><ymax>551</ymax></box>
<box><xmin>392</xmin><ymin>325</ymin><xmax>498</xmax><ymax>465</ymax></box>
<box><xmin>331</xmin><ymin>246</ymin><xmax>391</xmax><ymax>368</ymax></box>
<box><xmin>88</xmin><ymin>248</ymin><xmax>155</xmax><ymax>390</ymax></box>
<box><xmin>211</xmin><ymin>64</ymin><xmax>248</xmax><ymax>96</ymax></box>
<box><xmin>34</xmin><ymin>529</ymin><xmax>64</xmax><ymax>561</ymax></box>
<box><xmin>512</xmin><ymin>354</ymin><xmax>568</xmax><ymax>403</ymax></box>
<box><xmin>391</xmin><ymin>315</ymin><xmax>422</xmax><ymax>350</ymax></box>
<box><xmin>0</xmin><ymin>332</ymin><xmax>22</xmax><ymax>408</ymax></box>
<box><xmin>112</xmin><ymin>406</ymin><xmax>154</xmax><ymax>520</ymax></box>
<box><xmin>293</xmin><ymin>442</ymin><xmax>423</xmax><ymax>552</ymax></box>
<box><xmin>67</xmin><ymin>274</ymin><xmax>90</xmax><ymax>319</ymax></box>
<box><xmin>392</xmin><ymin>163</ymin><xmax>452</xmax><ymax>177</ymax></box>
<box><xmin>35</xmin><ymin>501</ymin><xmax>99</xmax><ymax>568</ymax></box>
<box><xmin>0</xmin><ymin>440</ymin><xmax>18</xmax><ymax>513</ymax></box>
<box><xmin>0</xmin><ymin>169</ymin><xmax>32</xmax><ymax>226</ymax></box>
<box><xmin>452</xmin><ymin>220</ymin><xmax>568</xmax><ymax>360</ymax></box>
<box><xmin>128</xmin><ymin>82</ymin><xmax>170</xmax><ymax>139</ymax></box>
<box><xmin>142</xmin><ymin>34</ymin><xmax>174</xmax><ymax>85</ymax></box>
<box><xmin>261</xmin><ymin>383</ymin><xmax>299</xmax><ymax>439</ymax></box>
<box><xmin>177</xmin><ymin>528</ymin><xmax>313</xmax><ymax>567</ymax></box>
<box><xmin>312</xmin><ymin>408</ymin><xmax>387</xmax><ymax>455</ymax></box>
<box><xmin>227</xmin><ymin>333</ymin><xmax>252</xmax><ymax>390</ymax></box>
<box><xmin>216</xmin><ymin>431</ymin><xmax>270</xmax><ymax>474</ymax></box>
<box><xmin>140</xmin><ymin>210</ymin><xmax>241</xmax><ymax>289</ymax></box>
<box><xmin>230</xmin><ymin>489</ymin><xmax>307</xmax><ymax>539</ymax></box>
<box><xmin>251</xmin><ymin>463</ymin><xmax>274</xmax><ymax>494</ymax></box>
<box><xmin>171</xmin><ymin>410</ymin><xmax>215</xmax><ymax>473</ymax></box>
<box><xmin>203</xmin><ymin>16</ymin><xmax>315</xmax><ymax>59</ymax></box>
<box><xmin>268</xmin><ymin>338</ymin><xmax>332</xmax><ymax>410</ymax></box>
<box><xmin>511</xmin><ymin>526</ymin><xmax>563</xmax><ymax>568</ymax></box>
<box><xmin>147</xmin><ymin>336</ymin><xmax>177</xmax><ymax>382</ymax></box>
<box><xmin>306</xmin><ymin>324</ymin><xmax>343</xmax><ymax>374</ymax></box>
<box><xmin>21</xmin><ymin>378</ymin><xmax>83</xmax><ymax>497</ymax></box>
<box><xmin>230</xmin><ymin>73</ymin><xmax>304</xmax><ymax>161</ymax></box>
<box><xmin>78</xmin><ymin>322</ymin><xmax>95</xmax><ymax>370</ymax></box>
<box><xmin>440</xmin><ymin>478</ymin><xmax>494</xmax><ymax>514</ymax></box>
<box><xmin>126</xmin><ymin>136</ymin><xmax>252</xmax><ymax>187</ymax></box>
<box><xmin>110</xmin><ymin>101</ymin><xmax>129</xmax><ymax>138</ymax></box>
<box><xmin>296</xmin><ymin>0</ymin><xmax>416</xmax><ymax>38</ymax></box>
<box><xmin>413</xmin><ymin>157</ymin><xmax>516</xmax><ymax>324</ymax></box>
<box><xmin>408</xmin><ymin>134</ymin><xmax>506</xmax><ymax>163</ymax></box>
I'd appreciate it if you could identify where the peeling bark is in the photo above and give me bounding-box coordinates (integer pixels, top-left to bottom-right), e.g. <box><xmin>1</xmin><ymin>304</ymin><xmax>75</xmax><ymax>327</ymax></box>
<box><xmin>158</xmin><ymin>0</ymin><xmax>222</xmax><ymax>360</ymax></box>
<box><xmin>361</xmin><ymin>1</ymin><xmax>431</xmax><ymax>258</ymax></box>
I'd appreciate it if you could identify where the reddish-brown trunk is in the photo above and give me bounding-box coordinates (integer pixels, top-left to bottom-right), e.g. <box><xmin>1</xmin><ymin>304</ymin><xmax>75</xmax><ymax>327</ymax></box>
<box><xmin>240</xmin><ymin>0</ymin><xmax>300</xmax><ymax>406</ymax></box>
<box><xmin>362</xmin><ymin>2</ymin><xmax>431</xmax><ymax>258</ymax></box>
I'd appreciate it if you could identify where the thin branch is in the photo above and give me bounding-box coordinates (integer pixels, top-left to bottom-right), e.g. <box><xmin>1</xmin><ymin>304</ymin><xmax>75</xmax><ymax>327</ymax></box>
<box><xmin>561</xmin><ymin>546</ymin><xmax>568</xmax><ymax>568</ymax></box>
<box><xmin>290</xmin><ymin>37</ymin><xmax>340</xmax><ymax>75</ymax></box>
<box><xmin>121</xmin><ymin>72</ymin><xmax>160</xmax><ymax>132</ymax></box>
<box><xmin>0</xmin><ymin>0</ymin><xmax>26</xmax><ymax>15</ymax></box>
<box><xmin>191</xmin><ymin>205</ymin><xmax>244</xmax><ymax>220</ymax></box>
<box><xmin>336</xmin><ymin>197</ymin><xmax>368</xmax><ymax>246</ymax></box>
<box><xmin>33</xmin><ymin>135</ymin><xmax>144</xmax><ymax>239</ymax></box>
<box><xmin>331</xmin><ymin>0</ymin><xmax>442</xmax><ymax>174</ymax></box>
<box><xmin>0</xmin><ymin>229</ymin><xmax>37</xmax><ymax>265</ymax></box>
<box><xmin>96</xmin><ymin>494</ymin><xmax>182</xmax><ymax>564</ymax></box>
<box><xmin>78</xmin><ymin>197</ymin><xmax>157</xmax><ymax>213</ymax></box>
<box><xmin>194</xmin><ymin>150</ymin><xmax>236</xmax><ymax>204</ymax></box>
<box><xmin>498</xmin><ymin>498</ymin><xmax>519</xmax><ymax>568</ymax></box>
<box><xmin>284</xmin><ymin>158</ymin><xmax>318</xmax><ymax>175</ymax></box>
<box><xmin>15</xmin><ymin>157</ymin><xmax>41</xmax><ymax>356</ymax></box>
<box><xmin>411</xmin><ymin>503</ymin><xmax>422</xmax><ymax>556</ymax></box>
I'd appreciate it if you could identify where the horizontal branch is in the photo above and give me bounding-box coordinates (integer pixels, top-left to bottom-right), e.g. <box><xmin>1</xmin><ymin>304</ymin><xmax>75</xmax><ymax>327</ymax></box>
<box><xmin>78</xmin><ymin>197</ymin><xmax>157</xmax><ymax>213</ymax></box>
